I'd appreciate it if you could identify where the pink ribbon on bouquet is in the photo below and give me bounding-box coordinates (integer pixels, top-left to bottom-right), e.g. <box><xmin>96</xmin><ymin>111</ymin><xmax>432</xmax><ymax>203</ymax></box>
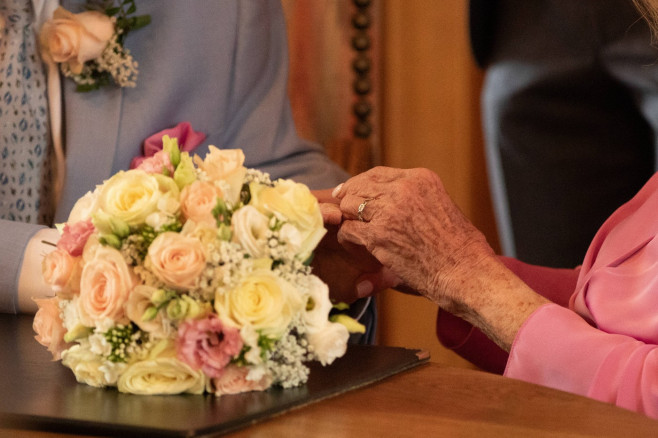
<box><xmin>130</xmin><ymin>121</ymin><xmax>206</xmax><ymax>169</ymax></box>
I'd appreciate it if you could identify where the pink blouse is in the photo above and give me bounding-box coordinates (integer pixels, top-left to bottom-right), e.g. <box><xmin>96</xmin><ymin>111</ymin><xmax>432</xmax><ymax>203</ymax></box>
<box><xmin>437</xmin><ymin>172</ymin><xmax>658</xmax><ymax>418</ymax></box>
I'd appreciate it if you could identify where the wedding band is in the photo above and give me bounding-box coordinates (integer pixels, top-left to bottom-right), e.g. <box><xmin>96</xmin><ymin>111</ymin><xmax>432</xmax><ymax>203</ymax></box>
<box><xmin>357</xmin><ymin>199</ymin><xmax>371</xmax><ymax>222</ymax></box>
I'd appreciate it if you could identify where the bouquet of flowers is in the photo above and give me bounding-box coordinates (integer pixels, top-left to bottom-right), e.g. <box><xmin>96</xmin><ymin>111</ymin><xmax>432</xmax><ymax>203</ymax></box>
<box><xmin>33</xmin><ymin>136</ymin><xmax>361</xmax><ymax>396</ymax></box>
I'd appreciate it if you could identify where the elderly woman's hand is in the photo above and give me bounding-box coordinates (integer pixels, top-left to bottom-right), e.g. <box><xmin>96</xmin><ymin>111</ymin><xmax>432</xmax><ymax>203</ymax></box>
<box><xmin>332</xmin><ymin>167</ymin><xmax>493</xmax><ymax>309</ymax></box>
<box><xmin>332</xmin><ymin>167</ymin><xmax>548</xmax><ymax>351</ymax></box>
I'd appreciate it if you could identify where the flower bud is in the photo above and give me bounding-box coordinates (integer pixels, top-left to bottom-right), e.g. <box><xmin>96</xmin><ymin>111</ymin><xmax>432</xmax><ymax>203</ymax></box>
<box><xmin>162</xmin><ymin>135</ymin><xmax>182</xmax><ymax>168</ymax></box>
<box><xmin>99</xmin><ymin>233</ymin><xmax>121</xmax><ymax>249</ymax></box>
<box><xmin>141</xmin><ymin>306</ymin><xmax>159</xmax><ymax>322</ymax></box>
<box><xmin>174</xmin><ymin>153</ymin><xmax>197</xmax><ymax>190</ymax></box>
<box><xmin>64</xmin><ymin>323</ymin><xmax>93</xmax><ymax>342</ymax></box>
<box><xmin>166</xmin><ymin>298</ymin><xmax>189</xmax><ymax>320</ymax></box>
<box><xmin>330</xmin><ymin>314</ymin><xmax>366</xmax><ymax>333</ymax></box>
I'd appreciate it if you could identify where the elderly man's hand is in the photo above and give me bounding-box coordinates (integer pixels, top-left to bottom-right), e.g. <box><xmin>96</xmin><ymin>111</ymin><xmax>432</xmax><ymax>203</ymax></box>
<box><xmin>312</xmin><ymin>189</ymin><xmax>400</xmax><ymax>303</ymax></box>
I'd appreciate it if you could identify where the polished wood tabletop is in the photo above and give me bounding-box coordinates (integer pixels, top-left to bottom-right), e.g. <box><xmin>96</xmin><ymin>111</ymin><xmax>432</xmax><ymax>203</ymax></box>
<box><xmin>4</xmin><ymin>361</ymin><xmax>658</xmax><ymax>437</ymax></box>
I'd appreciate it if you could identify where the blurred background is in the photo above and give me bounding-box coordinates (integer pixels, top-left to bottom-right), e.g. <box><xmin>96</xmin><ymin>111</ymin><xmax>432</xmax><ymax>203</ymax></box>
<box><xmin>282</xmin><ymin>0</ymin><xmax>497</xmax><ymax>368</ymax></box>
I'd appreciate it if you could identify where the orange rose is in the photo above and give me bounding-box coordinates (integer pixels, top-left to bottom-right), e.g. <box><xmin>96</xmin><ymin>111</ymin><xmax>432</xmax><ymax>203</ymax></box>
<box><xmin>39</xmin><ymin>7</ymin><xmax>114</xmax><ymax>74</ymax></box>
<box><xmin>147</xmin><ymin>232</ymin><xmax>206</xmax><ymax>290</ymax></box>
<box><xmin>180</xmin><ymin>180</ymin><xmax>223</xmax><ymax>226</ymax></box>
<box><xmin>33</xmin><ymin>297</ymin><xmax>70</xmax><ymax>360</ymax></box>
<box><xmin>78</xmin><ymin>246</ymin><xmax>137</xmax><ymax>327</ymax></box>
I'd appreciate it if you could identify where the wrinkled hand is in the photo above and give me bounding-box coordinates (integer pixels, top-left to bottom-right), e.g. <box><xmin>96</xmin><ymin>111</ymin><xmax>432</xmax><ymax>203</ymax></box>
<box><xmin>332</xmin><ymin>167</ymin><xmax>495</xmax><ymax>312</ymax></box>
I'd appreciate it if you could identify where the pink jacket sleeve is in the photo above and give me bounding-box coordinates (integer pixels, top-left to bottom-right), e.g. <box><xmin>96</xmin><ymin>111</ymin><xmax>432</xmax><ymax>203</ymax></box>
<box><xmin>505</xmin><ymin>303</ymin><xmax>658</xmax><ymax>418</ymax></box>
<box><xmin>436</xmin><ymin>256</ymin><xmax>580</xmax><ymax>374</ymax></box>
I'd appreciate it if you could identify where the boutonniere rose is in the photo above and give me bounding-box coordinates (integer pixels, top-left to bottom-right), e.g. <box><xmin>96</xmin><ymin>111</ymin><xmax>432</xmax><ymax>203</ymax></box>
<box><xmin>39</xmin><ymin>0</ymin><xmax>150</xmax><ymax>91</ymax></box>
<box><xmin>39</xmin><ymin>8</ymin><xmax>114</xmax><ymax>75</ymax></box>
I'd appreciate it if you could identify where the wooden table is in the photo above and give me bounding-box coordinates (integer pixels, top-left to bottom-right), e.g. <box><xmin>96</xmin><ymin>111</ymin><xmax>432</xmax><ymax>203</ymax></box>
<box><xmin>4</xmin><ymin>361</ymin><xmax>657</xmax><ymax>437</ymax></box>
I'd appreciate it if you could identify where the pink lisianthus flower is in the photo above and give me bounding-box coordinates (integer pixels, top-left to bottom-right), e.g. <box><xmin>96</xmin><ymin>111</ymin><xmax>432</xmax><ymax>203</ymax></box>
<box><xmin>177</xmin><ymin>315</ymin><xmax>243</xmax><ymax>379</ymax></box>
<box><xmin>211</xmin><ymin>365</ymin><xmax>273</xmax><ymax>396</ymax></box>
<box><xmin>131</xmin><ymin>121</ymin><xmax>206</xmax><ymax>169</ymax></box>
<box><xmin>57</xmin><ymin>219</ymin><xmax>95</xmax><ymax>257</ymax></box>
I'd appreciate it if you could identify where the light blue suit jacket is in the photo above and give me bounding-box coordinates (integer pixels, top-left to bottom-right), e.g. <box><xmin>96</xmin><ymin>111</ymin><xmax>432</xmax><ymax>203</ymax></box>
<box><xmin>0</xmin><ymin>0</ymin><xmax>349</xmax><ymax>313</ymax></box>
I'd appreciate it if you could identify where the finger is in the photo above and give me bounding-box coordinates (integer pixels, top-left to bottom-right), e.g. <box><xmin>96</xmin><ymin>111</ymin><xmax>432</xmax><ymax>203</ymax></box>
<box><xmin>355</xmin><ymin>269</ymin><xmax>401</xmax><ymax>298</ymax></box>
<box><xmin>339</xmin><ymin>195</ymin><xmax>377</xmax><ymax>222</ymax></box>
<box><xmin>320</xmin><ymin>203</ymin><xmax>342</xmax><ymax>225</ymax></box>
<box><xmin>335</xmin><ymin>167</ymin><xmax>406</xmax><ymax>200</ymax></box>
<box><xmin>337</xmin><ymin>220</ymin><xmax>371</xmax><ymax>249</ymax></box>
<box><xmin>313</xmin><ymin>188</ymin><xmax>340</xmax><ymax>204</ymax></box>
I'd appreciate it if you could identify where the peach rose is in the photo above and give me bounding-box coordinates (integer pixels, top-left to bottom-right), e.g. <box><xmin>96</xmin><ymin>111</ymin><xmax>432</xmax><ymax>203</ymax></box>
<box><xmin>147</xmin><ymin>232</ymin><xmax>206</xmax><ymax>290</ymax></box>
<box><xmin>211</xmin><ymin>365</ymin><xmax>273</xmax><ymax>396</ymax></box>
<box><xmin>39</xmin><ymin>7</ymin><xmax>114</xmax><ymax>74</ymax></box>
<box><xmin>125</xmin><ymin>285</ymin><xmax>170</xmax><ymax>339</ymax></box>
<box><xmin>33</xmin><ymin>297</ymin><xmax>70</xmax><ymax>360</ymax></box>
<box><xmin>180</xmin><ymin>180</ymin><xmax>223</xmax><ymax>226</ymax></box>
<box><xmin>42</xmin><ymin>248</ymin><xmax>82</xmax><ymax>299</ymax></box>
<box><xmin>78</xmin><ymin>246</ymin><xmax>137</xmax><ymax>327</ymax></box>
<box><xmin>194</xmin><ymin>146</ymin><xmax>246</xmax><ymax>204</ymax></box>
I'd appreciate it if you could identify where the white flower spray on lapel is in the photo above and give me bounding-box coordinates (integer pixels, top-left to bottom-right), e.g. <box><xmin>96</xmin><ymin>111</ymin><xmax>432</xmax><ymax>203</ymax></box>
<box><xmin>39</xmin><ymin>0</ymin><xmax>150</xmax><ymax>91</ymax></box>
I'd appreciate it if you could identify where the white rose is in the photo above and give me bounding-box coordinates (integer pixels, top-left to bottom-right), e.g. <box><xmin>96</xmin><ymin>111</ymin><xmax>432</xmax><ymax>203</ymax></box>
<box><xmin>61</xmin><ymin>344</ymin><xmax>113</xmax><ymax>387</ymax></box>
<box><xmin>231</xmin><ymin>205</ymin><xmax>269</xmax><ymax>257</ymax></box>
<box><xmin>307</xmin><ymin>322</ymin><xmax>349</xmax><ymax>366</ymax></box>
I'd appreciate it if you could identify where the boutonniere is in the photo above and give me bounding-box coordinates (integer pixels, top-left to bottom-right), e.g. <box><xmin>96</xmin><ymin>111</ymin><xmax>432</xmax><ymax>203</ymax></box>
<box><xmin>39</xmin><ymin>0</ymin><xmax>150</xmax><ymax>92</ymax></box>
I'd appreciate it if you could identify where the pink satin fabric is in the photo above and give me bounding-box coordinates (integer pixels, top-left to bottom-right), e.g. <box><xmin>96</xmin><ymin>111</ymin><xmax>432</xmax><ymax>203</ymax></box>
<box><xmin>438</xmin><ymin>172</ymin><xmax>658</xmax><ymax>417</ymax></box>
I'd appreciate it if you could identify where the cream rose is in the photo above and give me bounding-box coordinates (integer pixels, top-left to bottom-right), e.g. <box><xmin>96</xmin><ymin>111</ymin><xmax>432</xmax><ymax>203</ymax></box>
<box><xmin>194</xmin><ymin>146</ymin><xmax>246</xmax><ymax>204</ymax></box>
<box><xmin>231</xmin><ymin>205</ymin><xmax>270</xmax><ymax>257</ymax></box>
<box><xmin>62</xmin><ymin>344</ymin><xmax>116</xmax><ymax>387</ymax></box>
<box><xmin>255</xmin><ymin>179</ymin><xmax>326</xmax><ymax>259</ymax></box>
<box><xmin>39</xmin><ymin>7</ymin><xmax>114</xmax><ymax>74</ymax></box>
<box><xmin>33</xmin><ymin>297</ymin><xmax>70</xmax><ymax>361</ymax></box>
<box><xmin>97</xmin><ymin>170</ymin><xmax>179</xmax><ymax>227</ymax></box>
<box><xmin>78</xmin><ymin>246</ymin><xmax>137</xmax><ymax>327</ymax></box>
<box><xmin>180</xmin><ymin>180</ymin><xmax>223</xmax><ymax>226</ymax></box>
<box><xmin>211</xmin><ymin>365</ymin><xmax>272</xmax><ymax>396</ymax></box>
<box><xmin>147</xmin><ymin>232</ymin><xmax>206</xmax><ymax>290</ymax></box>
<box><xmin>117</xmin><ymin>357</ymin><xmax>206</xmax><ymax>395</ymax></box>
<box><xmin>42</xmin><ymin>248</ymin><xmax>82</xmax><ymax>299</ymax></box>
<box><xmin>307</xmin><ymin>321</ymin><xmax>349</xmax><ymax>366</ymax></box>
<box><xmin>215</xmin><ymin>270</ymin><xmax>303</xmax><ymax>338</ymax></box>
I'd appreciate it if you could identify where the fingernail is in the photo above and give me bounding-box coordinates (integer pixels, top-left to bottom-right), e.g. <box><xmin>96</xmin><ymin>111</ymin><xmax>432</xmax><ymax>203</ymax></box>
<box><xmin>332</xmin><ymin>183</ymin><xmax>343</xmax><ymax>198</ymax></box>
<box><xmin>356</xmin><ymin>280</ymin><xmax>373</xmax><ymax>298</ymax></box>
